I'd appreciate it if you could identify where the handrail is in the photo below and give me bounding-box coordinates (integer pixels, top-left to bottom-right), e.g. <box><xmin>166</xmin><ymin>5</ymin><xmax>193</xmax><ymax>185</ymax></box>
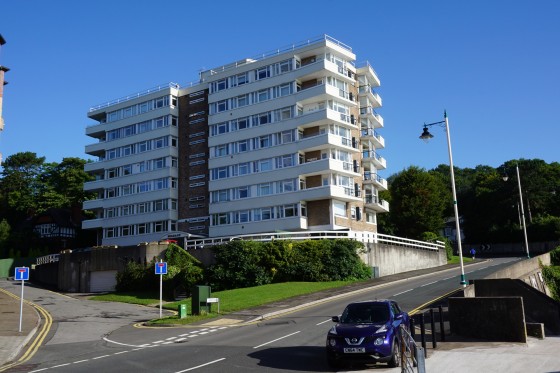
<box><xmin>89</xmin><ymin>82</ymin><xmax>180</xmax><ymax>112</ymax></box>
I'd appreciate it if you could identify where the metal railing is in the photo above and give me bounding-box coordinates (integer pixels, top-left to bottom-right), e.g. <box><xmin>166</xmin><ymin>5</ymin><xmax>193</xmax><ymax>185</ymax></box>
<box><xmin>398</xmin><ymin>324</ymin><xmax>423</xmax><ymax>373</ymax></box>
<box><xmin>89</xmin><ymin>82</ymin><xmax>180</xmax><ymax>112</ymax></box>
<box><xmin>184</xmin><ymin>230</ymin><xmax>445</xmax><ymax>251</ymax></box>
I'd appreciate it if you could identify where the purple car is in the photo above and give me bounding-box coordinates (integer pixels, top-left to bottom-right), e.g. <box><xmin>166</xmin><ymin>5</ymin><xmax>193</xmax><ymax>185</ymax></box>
<box><xmin>326</xmin><ymin>300</ymin><xmax>409</xmax><ymax>369</ymax></box>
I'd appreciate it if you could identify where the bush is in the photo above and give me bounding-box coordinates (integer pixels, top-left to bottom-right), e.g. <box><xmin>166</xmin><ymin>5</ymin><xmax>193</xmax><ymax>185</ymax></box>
<box><xmin>207</xmin><ymin>239</ymin><xmax>371</xmax><ymax>290</ymax></box>
<box><xmin>541</xmin><ymin>264</ymin><xmax>560</xmax><ymax>302</ymax></box>
<box><xmin>421</xmin><ymin>232</ymin><xmax>452</xmax><ymax>261</ymax></box>
<box><xmin>550</xmin><ymin>246</ymin><xmax>560</xmax><ymax>266</ymax></box>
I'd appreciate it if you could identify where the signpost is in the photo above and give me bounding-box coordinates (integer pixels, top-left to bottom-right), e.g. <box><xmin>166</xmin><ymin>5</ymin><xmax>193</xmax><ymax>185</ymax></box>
<box><xmin>14</xmin><ymin>267</ymin><xmax>29</xmax><ymax>332</ymax></box>
<box><xmin>155</xmin><ymin>260</ymin><xmax>167</xmax><ymax>318</ymax></box>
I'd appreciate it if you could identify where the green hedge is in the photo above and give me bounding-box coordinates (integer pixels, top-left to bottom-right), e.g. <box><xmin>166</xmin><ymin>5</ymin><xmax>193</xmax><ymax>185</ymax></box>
<box><xmin>206</xmin><ymin>239</ymin><xmax>371</xmax><ymax>291</ymax></box>
<box><xmin>541</xmin><ymin>246</ymin><xmax>560</xmax><ymax>302</ymax></box>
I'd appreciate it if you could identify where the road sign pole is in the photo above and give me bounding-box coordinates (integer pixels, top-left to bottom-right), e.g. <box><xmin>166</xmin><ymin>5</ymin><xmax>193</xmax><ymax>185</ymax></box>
<box><xmin>159</xmin><ymin>259</ymin><xmax>163</xmax><ymax>319</ymax></box>
<box><xmin>19</xmin><ymin>279</ymin><xmax>24</xmax><ymax>332</ymax></box>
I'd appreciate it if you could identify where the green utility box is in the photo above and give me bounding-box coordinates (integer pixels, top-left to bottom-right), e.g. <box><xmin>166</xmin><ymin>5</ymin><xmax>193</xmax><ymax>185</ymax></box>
<box><xmin>178</xmin><ymin>304</ymin><xmax>188</xmax><ymax>319</ymax></box>
<box><xmin>191</xmin><ymin>285</ymin><xmax>211</xmax><ymax>315</ymax></box>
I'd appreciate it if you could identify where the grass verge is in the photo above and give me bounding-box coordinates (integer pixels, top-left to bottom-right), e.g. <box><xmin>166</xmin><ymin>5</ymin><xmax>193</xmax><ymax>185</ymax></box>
<box><xmin>91</xmin><ymin>280</ymin><xmax>360</xmax><ymax>325</ymax></box>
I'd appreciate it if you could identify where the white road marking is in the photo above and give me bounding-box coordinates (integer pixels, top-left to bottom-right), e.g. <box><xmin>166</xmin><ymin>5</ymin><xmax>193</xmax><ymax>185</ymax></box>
<box><xmin>175</xmin><ymin>358</ymin><xmax>226</xmax><ymax>372</ymax></box>
<box><xmin>420</xmin><ymin>281</ymin><xmax>438</xmax><ymax>287</ymax></box>
<box><xmin>73</xmin><ymin>359</ymin><xmax>90</xmax><ymax>363</ymax></box>
<box><xmin>52</xmin><ymin>363</ymin><xmax>71</xmax><ymax>368</ymax></box>
<box><xmin>253</xmin><ymin>331</ymin><xmax>301</xmax><ymax>349</ymax></box>
<box><xmin>393</xmin><ymin>289</ymin><xmax>413</xmax><ymax>296</ymax></box>
<box><xmin>92</xmin><ymin>355</ymin><xmax>110</xmax><ymax>360</ymax></box>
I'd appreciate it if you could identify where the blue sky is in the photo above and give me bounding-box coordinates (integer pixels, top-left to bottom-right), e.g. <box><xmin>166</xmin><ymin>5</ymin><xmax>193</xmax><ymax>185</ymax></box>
<box><xmin>1</xmin><ymin>0</ymin><xmax>559</xmax><ymax>177</ymax></box>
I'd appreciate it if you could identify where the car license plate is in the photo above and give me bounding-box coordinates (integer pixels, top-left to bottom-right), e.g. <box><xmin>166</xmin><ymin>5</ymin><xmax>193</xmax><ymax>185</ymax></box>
<box><xmin>343</xmin><ymin>347</ymin><xmax>365</xmax><ymax>353</ymax></box>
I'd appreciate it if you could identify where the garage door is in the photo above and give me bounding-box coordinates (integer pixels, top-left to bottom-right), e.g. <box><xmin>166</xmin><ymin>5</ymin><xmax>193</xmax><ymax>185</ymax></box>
<box><xmin>90</xmin><ymin>270</ymin><xmax>117</xmax><ymax>292</ymax></box>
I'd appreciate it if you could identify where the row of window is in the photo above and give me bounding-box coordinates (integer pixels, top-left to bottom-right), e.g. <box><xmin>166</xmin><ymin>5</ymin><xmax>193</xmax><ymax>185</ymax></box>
<box><xmin>210</xmin><ymin>153</ymin><xmax>297</xmax><ymax>180</ymax></box>
<box><xmin>210</xmin><ymin>106</ymin><xmax>294</xmax><ymax>136</ymax></box>
<box><xmin>211</xmin><ymin>203</ymin><xmax>305</xmax><ymax>226</ymax></box>
<box><xmin>106</xmin><ymin>115</ymin><xmax>177</xmax><ymax>142</ymax></box>
<box><xmin>106</xmin><ymin>95</ymin><xmax>176</xmax><ymax>123</ymax></box>
<box><xmin>104</xmin><ymin>177</ymin><xmax>177</xmax><ymax>198</ymax></box>
<box><xmin>106</xmin><ymin>156</ymin><xmax>177</xmax><ymax>179</ymax></box>
<box><xmin>106</xmin><ymin>136</ymin><xmax>177</xmax><ymax>160</ymax></box>
<box><xmin>209</xmin><ymin>59</ymin><xmax>294</xmax><ymax>94</ymax></box>
<box><xmin>209</xmin><ymin>81</ymin><xmax>294</xmax><ymax>115</ymax></box>
<box><xmin>104</xmin><ymin>220</ymin><xmax>176</xmax><ymax>238</ymax></box>
<box><xmin>104</xmin><ymin>199</ymin><xmax>178</xmax><ymax>218</ymax></box>
<box><xmin>211</xmin><ymin>129</ymin><xmax>296</xmax><ymax>158</ymax></box>
<box><xmin>211</xmin><ymin>178</ymin><xmax>298</xmax><ymax>203</ymax></box>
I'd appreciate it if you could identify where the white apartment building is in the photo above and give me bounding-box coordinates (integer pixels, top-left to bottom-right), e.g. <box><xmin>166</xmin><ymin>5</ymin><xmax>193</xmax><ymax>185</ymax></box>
<box><xmin>82</xmin><ymin>35</ymin><xmax>389</xmax><ymax>247</ymax></box>
<box><xmin>178</xmin><ymin>35</ymin><xmax>388</xmax><ymax>239</ymax></box>
<box><xmin>83</xmin><ymin>84</ymin><xmax>180</xmax><ymax>246</ymax></box>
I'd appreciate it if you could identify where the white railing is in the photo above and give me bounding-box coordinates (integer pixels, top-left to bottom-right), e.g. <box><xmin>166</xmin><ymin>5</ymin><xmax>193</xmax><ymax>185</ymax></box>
<box><xmin>184</xmin><ymin>230</ymin><xmax>444</xmax><ymax>251</ymax></box>
<box><xmin>89</xmin><ymin>82</ymin><xmax>180</xmax><ymax>112</ymax></box>
<box><xmin>35</xmin><ymin>254</ymin><xmax>60</xmax><ymax>265</ymax></box>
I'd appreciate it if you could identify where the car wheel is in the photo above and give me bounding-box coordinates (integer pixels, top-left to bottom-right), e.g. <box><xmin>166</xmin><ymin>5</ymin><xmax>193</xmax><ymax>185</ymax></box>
<box><xmin>388</xmin><ymin>339</ymin><xmax>401</xmax><ymax>368</ymax></box>
<box><xmin>326</xmin><ymin>355</ymin><xmax>341</xmax><ymax>371</ymax></box>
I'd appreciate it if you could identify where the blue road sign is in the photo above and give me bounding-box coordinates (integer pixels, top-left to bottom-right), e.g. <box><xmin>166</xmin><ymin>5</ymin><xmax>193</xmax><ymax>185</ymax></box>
<box><xmin>155</xmin><ymin>262</ymin><xmax>167</xmax><ymax>275</ymax></box>
<box><xmin>14</xmin><ymin>267</ymin><xmax>29</xmax><ymax>281</ymax></box>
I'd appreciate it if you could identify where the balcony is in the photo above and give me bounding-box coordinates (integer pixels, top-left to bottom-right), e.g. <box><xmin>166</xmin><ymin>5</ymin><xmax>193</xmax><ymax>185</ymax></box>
<box><xmin>362</xmin><ymin>150</ymin><xmax>387</xmax><ymax>170</ymax></box>
<box><xmin>356</xmin><ymin>61</ymin><xmax>381</xmax><ymax>88</ymax></box>
<box><xmin>358</xmin><ymin>84</ymin><xmax>382</xmax><ymax>108</ymax></box>
<box><xmin>364</xmin><ymin>195</ymin><xmax>390</xmax><ymax>212</ymax></box>
<box><xmin>363</xmin><ymin>172</ymin><xmax>388</xmax><ymax>191</ymax></box>
<box><xmin>359</xmin><ymin>107</ymin><xmax>384</xmax><ymax>128</ymax></box>
<box><xmin>360</xmin><ymin>128</ymin><xmax>385</xmax><ymax>149</ymax></box>
<box><xmin>296</xmin><ymin>82</ymin><xmax>358</xmax><ymax>107</ymax></box>
<box><xmin>299</xmin><ymin>158</ymin><xmax>360</xmax><ymax>178</ymax></box>
<box><xmin>300</xmin><ymin>133</ymin><xmax>360</xmax><ymax>153</ymax></box>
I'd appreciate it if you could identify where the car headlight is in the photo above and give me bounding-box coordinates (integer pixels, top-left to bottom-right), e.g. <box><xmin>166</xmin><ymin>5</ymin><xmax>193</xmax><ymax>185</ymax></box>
<box><xmin>374</xmin><ymin>337</ymin><xmax>384</xmax><ymax>346</ymax></box>
<box><xmin>329</xmin><ymin>326</ymin><xmax>337</xmax><ymax>335</ymax></box>
<box><xmin>329</xmin><ymin>338</ymin><xmax>337</xmax><ymax>347</ymax></box>
<box><xmin>375</xmin><ymin>325</ymin><xmax>388</xmax><ymax>334</ymax></box>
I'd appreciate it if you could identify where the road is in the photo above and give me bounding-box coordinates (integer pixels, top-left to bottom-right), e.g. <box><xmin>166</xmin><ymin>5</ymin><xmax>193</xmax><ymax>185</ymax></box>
<box><xmin>8</xmin><ymin>257</ymin><xmax>521</xmax><ymax>372</ymax></box>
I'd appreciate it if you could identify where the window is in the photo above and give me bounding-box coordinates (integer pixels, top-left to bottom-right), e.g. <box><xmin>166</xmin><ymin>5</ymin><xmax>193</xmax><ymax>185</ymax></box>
<box><xmin>334</xmin><ymin>201</ymin><xmax>347</xmax><ymax>217</ymax></box>
<box><xmin>259</xmin><ymin>159</ymin><xmax>272</xmax><ymax>172</ymax></box>
<box><xmin>281</xmin><ymin>130</ymin><xmax>294</xmax><ymax>144</ymax></box>
<box><xmin>216</xmin><ymin>100</ymin><xmax>228</xmax><ymax>112</ymax></box>
<box><xmin>215</xmin><ymin>145</ymin><xmax>228</xmax><ymax>157</ymax></box>
<box><xmin>139</xmin><ymin>102</ymin><xmax>149</xmax><ymax>114</ymax></box>
<box><xmin>122</xmin><ymin>165</ymin><xmax>132</xmax><ymax>176</ymax></box>
<box><xmin>121</xmin><ymin>184</ymin><xmax>133</xmax><ymax>196</ymax></box>
<box><xmin>259</xmin><ymin>183</ymin><xmax>272</xmax><ymax>196</ymax></box>
<box><xmin>154</xmin><ymin>221</ymin><xmax>167</xmax><ymax>232</ymax></box>
<box><xmin>121</xmin><ymin>145</ymin><xmax>133</xmax><ymax>157</ymax></box>
<box><xmin>105</xmin><ymin>208</ymin><xmax>116</xmax><ymax>218</ymax></box>
<box><xmin>258</xmin><ymin>89</ymin><xmax>269</xmax><ymax>102</ymax></box>
<box><xmin>107</xmin><ymin>148</ymin><xmax>118</xmax><ymax>160</ymax></box>
<box><xmin>256</xmin><ymin>66</ymin><xmax>270</xmax><ymax>80</ymax></box>
<box><xmin>238</xmin><ymin>117</ymin><xmax>249</xmax><ymax>129</ymax></box>
<box><xmin>279</xmin><ymin>83</ymin><xmax>292</xmax><ymax>97</ymax></box>
<box><xmin>213</xmin><ymin>167</ymin><xmax>228</xmax><ymax>180</ymax></box>
<box><xmin>107</xmin><ymin>168</ymin><xmax>118</xmax><ymax>179</ymax></box>
<box><xmin>137</xmin><ymin>202</ymin><xmax>148</xmax><ymax>214</ymax></box>
<box><xmin>237</xmin><ymin>210</ymin><xmax>250</xmax><ymax>223</ymax></box>
<box><xmin>238</xmin><ymin>162</ymin><xmax>250</xmax><ymax>175</ymax></box>
<box><xmin>138</xmin><ymin>181</ymin><xmax>150</xmax><ymax>193</ymax></box>
<box><xmin>121</xmin><ymin>225</ymin><xmax>133</xmax><ymax>236</ymax></box>
<box><xmin>138</xmin><ymin>141</ymin><xmax>150</xmax><ymax>153</ymax></box>
<box><xmin>137</xmin><ymin>223</ymin><xmax>149</xmax><ymax>234</ymax></box>
<box><xmin>154</xmin><ymin>116</ymin><xmax>167</xmax><ymax>128</ymax></box>
<box><xmin>155</xmin><ymin>96</ymin><xmax>168</xmax><ymax>108</ymax></box>
<box><xmin>237</xmin><ymin>139</ymin><xmax>249</xmax><ymax>153</ymax></box>
<box><xmin>216</xmin><ymin>78</ymin><xmax>227</xmax><ymax>91</ymax></box>
<box><xmin>261</xmin><ymin>207</ymin><xmax>272</xmax><ymax>220</ymax></box>
<box><xmin>153</xmin><ymin>157</ymin><xmax>165</xmax><ymax>169</ymax></box>
<box><xmin>211</xmin><ymin>189</ymin><xmax>229</xmax><ymax>203</ymax></box>
<box><xmin>283</xmin><ymin>204</ymin><xmax>297</xmax><ymax>218</ymax></box>
<box><xmin>217</xmin><ymin>122</ymin><xmax>228</xmax><ymax>134</ymax></box>
<box><xmin>106</xmin><ymin>188</ymin><xmax>117</xmax><ymax>198</ymax></box>
<box><xmin>154</xmin><ymin>137</ymin><xmax>167</xmax><ymax>149</ymax></box>
<box><xmin>237</xmin><ymin>186</ymin><xmax>249</xmax><ymax>199</ymax></box>
<box><xmin>154</xmin><ymin>178</ymin><xmax>168</xmax><ymax>190</ymax></box>
<box><xmin>237</xmin><ymin>94</ymin><xmax>249</xmax><ymax>107</ymax></box>
<box><xmin>279</xmin><ymin>179</ymin><xmax>296</xmax><ymax>192</ymax></box>
<box><xmin>154</xmin><ymin>199</ymin><xmax>168</xmax><ymax>211</ymax></box>
<box><xmin>235</xmin><ymin>72</ymin><xmax>248</xmax><ymax>86</ymax></box>
<box><xmin>259</xmin><ymin>135</ymin><xmax>271</xmax><ymax>148</ymax></box>
<box><xmin>105</xmin><ymin>227</ymin><xmax>116</xmax><ymax>238</ymax></box>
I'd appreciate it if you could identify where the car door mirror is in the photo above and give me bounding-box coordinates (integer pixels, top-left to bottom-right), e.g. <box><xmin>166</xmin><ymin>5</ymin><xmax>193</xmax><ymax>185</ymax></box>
<box><xmin>332</xmin><ymin>316</ymin><xmax>340</xmax><ymax>322</ymax></box>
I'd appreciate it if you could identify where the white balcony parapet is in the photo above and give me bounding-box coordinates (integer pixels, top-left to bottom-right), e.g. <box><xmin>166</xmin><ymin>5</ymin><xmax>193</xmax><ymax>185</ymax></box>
<box><xmin>89</xmin><ymin>82</ymin><xmax>180</xmax><ymax>112</ymax></box>
<box><xmin>184</xmin><ymin>230</ymin><xmax>444</xmax><ymax>251</ymax></box>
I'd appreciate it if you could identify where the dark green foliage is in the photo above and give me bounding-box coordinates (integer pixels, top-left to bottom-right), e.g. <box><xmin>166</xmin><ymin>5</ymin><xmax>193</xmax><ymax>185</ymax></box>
<box><xmin>116</xmin><ymin>244</ymin><xmax>205</xmax><ymax>299</ymax></box>
<box><xmin>550</xmin><ymin>246</ymin><xmax>560</xmax><ymax>266</ymax></box>
<box><xmin>421</xmin><ymin>232</ymin><xmax>452</xmax><ymax>260</ymax></box>
<box><xmin>207</xmin><ymin>239</ymin><xmax>370</xmax><ymax>290</ymax></box>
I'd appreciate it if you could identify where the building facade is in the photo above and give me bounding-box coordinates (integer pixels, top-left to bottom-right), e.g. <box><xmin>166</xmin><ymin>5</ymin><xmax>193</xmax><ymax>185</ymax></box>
<box><xmin>83</xmin><ymin>84</ymin><xmax>180</xmax><ymax>246</ymax></box>
<box><xmin>83</xmin><ymin>35</ymin><xmax>388</xmax><ymax>246</ymax></box>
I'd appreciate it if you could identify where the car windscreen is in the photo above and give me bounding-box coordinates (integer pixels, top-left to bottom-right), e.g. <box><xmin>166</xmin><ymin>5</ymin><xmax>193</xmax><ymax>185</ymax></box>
<box><xmin>340</xmin><ymin>304</ymin><xmax>390</xmax><ymax>324</ymax></box>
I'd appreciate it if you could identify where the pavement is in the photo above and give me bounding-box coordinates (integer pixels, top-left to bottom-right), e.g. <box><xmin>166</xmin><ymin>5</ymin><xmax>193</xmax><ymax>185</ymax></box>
<box><xmin>1</xmin><ymin>262</ymin><xmax>560</xmax><ymax>372</ymax></box>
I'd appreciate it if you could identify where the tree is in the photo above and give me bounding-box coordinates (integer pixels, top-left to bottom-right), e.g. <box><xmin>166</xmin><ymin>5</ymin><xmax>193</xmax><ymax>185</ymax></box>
<box><xmin>383</xmin><ymin>166</ymin><xmax>449</xmax><ymax>239</ymax></box>
<box><xmin>0</xmin><ymin>152</ymin><xmax>46</xmax><ymax>223</ymax></box>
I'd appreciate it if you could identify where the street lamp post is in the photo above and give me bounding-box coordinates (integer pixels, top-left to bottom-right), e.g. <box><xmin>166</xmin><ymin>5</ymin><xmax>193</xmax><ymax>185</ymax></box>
<box><xmin>502</xmin><ymin>164</ymin><xmax>530</xmax><ymax>258</ymax></box>
<box><xmin>419</xmin><ymin>110</ymin><xmax>467</xmax><ymax>287</ymax></box>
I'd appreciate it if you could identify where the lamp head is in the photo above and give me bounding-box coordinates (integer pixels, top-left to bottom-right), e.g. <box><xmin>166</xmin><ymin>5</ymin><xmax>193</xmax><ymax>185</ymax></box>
<box><xmin>502</xmin><ymin>175</ymin><xmax>509</xmax><ymax>182</ymax></box>
<box><xmin>419</xmin><ymin>126</ymin><xmax>434</xmax><ymax>142</ymax></box>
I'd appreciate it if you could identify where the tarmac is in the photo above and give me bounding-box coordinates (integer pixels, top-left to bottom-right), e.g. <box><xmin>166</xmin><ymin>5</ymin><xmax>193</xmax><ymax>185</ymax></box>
<box><xmin>1</xmin><ymin>262</ymin><xmax>560</xmax><ymax>372</ymax></box>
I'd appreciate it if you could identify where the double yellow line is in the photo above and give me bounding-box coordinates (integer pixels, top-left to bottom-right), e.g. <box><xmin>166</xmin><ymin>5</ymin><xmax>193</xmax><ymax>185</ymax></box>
<box><xmin>0</xmin><ymin>288</ymin><xmax>52</xmax><ymax>372</ymax></box>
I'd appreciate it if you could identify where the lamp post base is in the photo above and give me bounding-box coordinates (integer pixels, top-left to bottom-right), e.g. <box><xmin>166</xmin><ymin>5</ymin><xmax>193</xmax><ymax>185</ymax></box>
<box><xmin>460</xmin><ymin>274</ymin><xmax>467</xmax><ymax>287</ymax></box>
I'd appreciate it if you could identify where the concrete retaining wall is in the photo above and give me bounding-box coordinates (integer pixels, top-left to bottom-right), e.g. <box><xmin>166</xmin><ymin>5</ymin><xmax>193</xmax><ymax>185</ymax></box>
<box><xmin>366</xmin><ymin>243</ymin><xmax>447</xmax><ymax>277</ymax></box>
<box><xmin>473</xmin><ymin>278</ymin><xmax>560</xmax><ymax>335</ymax></box>
<box><xmin>449</xmin><ymin>297</ymin><xmax>527</xmax><ymax>342</ymax></box>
